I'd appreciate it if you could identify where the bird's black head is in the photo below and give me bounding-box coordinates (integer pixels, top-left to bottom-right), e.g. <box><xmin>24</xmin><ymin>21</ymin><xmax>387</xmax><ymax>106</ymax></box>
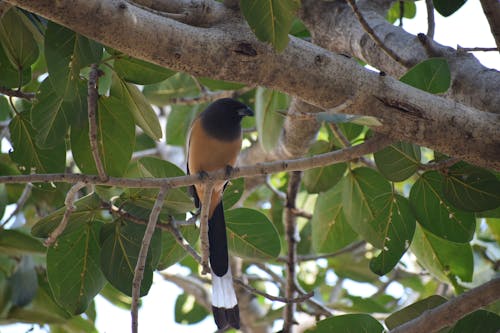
<box><xmin>200</xmin><ymin>98</ymin><xmax>254</xmax><ymax>141</ymax></box>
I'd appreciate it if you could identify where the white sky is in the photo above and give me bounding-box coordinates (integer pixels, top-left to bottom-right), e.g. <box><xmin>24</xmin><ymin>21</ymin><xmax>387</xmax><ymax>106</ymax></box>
<box><xmin>2</xmin><ymin>1</ymin><xmax>499</xmax><ymax>332</ymax></box>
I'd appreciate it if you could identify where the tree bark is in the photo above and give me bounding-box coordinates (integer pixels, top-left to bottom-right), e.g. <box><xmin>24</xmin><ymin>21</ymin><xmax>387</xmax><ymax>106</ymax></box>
<box><xmin>7</xmin><ymin>0</ymin><xmax>500</xmax><ymax>170</ymax></box>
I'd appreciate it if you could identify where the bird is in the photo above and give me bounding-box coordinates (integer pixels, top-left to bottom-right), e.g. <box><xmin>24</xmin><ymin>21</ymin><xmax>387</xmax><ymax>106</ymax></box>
<box><xmin>187</xmin><ymin>98</ymin><xmax>254</xmax><ymax>329</ymax></box>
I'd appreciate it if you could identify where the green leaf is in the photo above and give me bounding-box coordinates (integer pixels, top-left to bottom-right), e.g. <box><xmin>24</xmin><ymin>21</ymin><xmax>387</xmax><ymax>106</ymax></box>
<box><xmin>30</xmin><ymin>78</ymin><xmax>66</xmax><ymax>148</ymax></box>
<box><xmin>306</xmin><ymin>313</ymin><xmax>384</xmax><ymax>333</ymax></box>
<box><xmin>303</xmin><ymin>141</ymin><xmax>347</xmax><ymax>193</ymax></box>
<box><xmin>240</xmin><ymin>0</ymin><xmax>300</xmax><ymax>52</ymax></box>
<box><xmin>99</xmin><ymin>283</ymin><xmax>133</xmax><ymax>310</ymax></box>
<box><xmin>223</xmin><ymin>177</ymin><xmax>245</xmax><ymax>210</ymax></box>
<box><xmin>31</xmin><ymin>193</ymin><xmax>103</xmax><ymax>238</ymax></box>
<box><xmin>385</xmin><ymin>295</ymin><xmax>447</xmax><ymax>330</ymax></box>
<box><xmin>374</xmin><ymin>141</ymin><xmax>421</xmax><ymax>182</ymax></box>
<box><xmin>387</xmin><ymin>1</ymin><xmax>417</xmax><ymax>24</ymax></box>
<box><xmin>157</xmin><ymin>224</ymin><xmax>199</xmax><ymax>270</ymax></box>
<box><xmin>47</xmin><ymin>221</ymin><xmax>106</xmax><ymax>315</ymax></box>
<box><xmin>433</xmin><ymin>0</ymin><xmax>467</xmax><ymax>17</ymax></box>
<box><xmin>100</xmin><ymin>220</ymin><xmax>161</xmax><ymax>297</ymax></box>
<box><xmin>45</xmin><ymin>21</ymin><xmax>102</xmax><ymax>101</ymax></box>
<box><xmin>98</xmin><ymin>96</ymin><xmax>135</xmax><ymax>176</ymax></box>
<box><xmin>410</xmin><ymin>224</ymin><xmax>473</xmax><ymax>283</ymax></box>
<box><xmin>450</xmin><ymin>310</ymin><xmax>500</xmax><ymax>333</ymax></box>
<box><xmin>369</xmin><ymin>194</ymin><xmax>416</xmax><ymax>276</ymax></box>
<box><xmin>197</xmin><ymin>77</ymin><xmax>245</xmax><ymax>91</ymax></box>
<box><xmin>114</xmin><ymin>55</ymin><xmax>175</xmax><ymax>85</ymax></box>
<box><xmin>142</xmin><ymin>72</ymin><xmax>200</xmax><ymax>106</ymax></box>
<box><xmin>0</xmin><ymin>229</ymin><xmax>45</xmax><ymax>255</ymax></box>
<box><xmin>111</xmin><ymin>73</ymin><xmax>163</xmax><ymax>140</ymax></box>
<box><xmin>166</xmin><ymin>104</ymin><xmax>201</xmax><ymax>146</ymax></box>
<box><xmin>311</xmin><ymin>183</ymin><xmax>358</xmax><ymax>253</ymax></box>
<box><xmin>409</xmin><ymin>171</ymin><xmax>475</xmax><ymax>243</ymax></box>
<box><xmin>174</xmin><ymin>293</ymin><xmax>209</xmax><ymax>324</ymax></box>
<box><xmin>442</xmin><ymin>164</ymin><xmax>500</xmax><ymax>212</ymax></box>
<box><xmin>0</xmin><ymin>8</ymin><xmax>39</xmax><ymax>69</ymax></box>
<box><xmin>342</xmin><ymin>167</ymin><xmax>392</xmax><ymax>246</ymax></box>
<box><xmin>9</xmin><ymin>111</ymin><xmax>66</xmax><ymax>174</ymax></box>
<box><xmin>0</xmin><ymin>42</ymin><xmax>31</xmax><ymax>88</ymax></box>
<box><xmin>400</xmin><ymin>58</ymin><xmax>451</xmax><ymax>94</ymax></box>
<box><xmin>225</xmin><ymin>208</ymin><xmax>281</xmax><ymax>259</ymax></box>
<box><xmin>255</xmin><ymin>87</ymin><xmax>289</xmax><ymax>152</ymax></box>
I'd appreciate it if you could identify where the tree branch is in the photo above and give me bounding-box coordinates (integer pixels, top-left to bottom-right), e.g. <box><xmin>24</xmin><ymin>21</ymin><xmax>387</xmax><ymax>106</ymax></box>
<box><xmin>345</xmin><ymin>0</ymin><xmax>411</xmax><ymax>67</ymax></box>
<box><xmin>0</xmin><ymin>86</ymin><xmax>35</xmax><ymax>100</ymax></box>
<box><xmin>300</xmin><ymin>0</ymin><xmax>500</xmax><ymax>115</ymax></box>
<box><xmin>87</xmin><ymin>64</ymin><xmax>107</xmax><ymax>181</ymax></box>
<box><xmin>7</xmin><ymin>0</ymin><xmax>500</xmax><ymax>169</ymax></box>
<box><xmin>131</xmin><ymin>185</ymin><xmax>168</xmax><ymax>333</ymax></box>
<box><xmin>0</xmin><ymin>134</ymin><xmax>394</xmax><ymax>187</ymax></box>
<box><xmin>283</xmin><ymin>171</ymin><xmax>302</xmax><ymax>333</ymax></box>
<box><xmin>479</xmin><ymin>0</ymin><xmax>500</xmax><ymax>51</ymax></box>
<box><xmin>44</xmin><ymin>182</ymin><xmax>85</xmax><ymax>246</ymax></box>
<box><xmin>0</xmin><ymin>183</ymin><xmax>32</xmax><ymax>228</ymax></box>
<box><xmin>390</xmin><ymin>277</ymin><xmax>500</xmax><ymax>333</ymax></box>
<box><xmin>425</xmin><ymin>0</ymin><xmax>435</xmax><ymax>38</ymax></box>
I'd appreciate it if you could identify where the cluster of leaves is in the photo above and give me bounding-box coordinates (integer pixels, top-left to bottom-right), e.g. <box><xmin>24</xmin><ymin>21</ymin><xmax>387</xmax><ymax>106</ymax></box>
<box><xmin>0</xmin><ymin>3</ymin><xmax>499</xmax><ymax>333</ymax></box>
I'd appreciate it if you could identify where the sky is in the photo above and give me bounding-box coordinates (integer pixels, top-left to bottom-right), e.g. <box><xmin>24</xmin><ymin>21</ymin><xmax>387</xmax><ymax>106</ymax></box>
<box><xmin>1</xmin><ymin>1</ymin><xmax>499</xmax><ymax>332</ymax></box>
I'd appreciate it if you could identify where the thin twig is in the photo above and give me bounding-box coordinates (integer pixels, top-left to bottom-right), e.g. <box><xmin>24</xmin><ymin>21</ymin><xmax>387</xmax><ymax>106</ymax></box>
<box><xmin>390</xmin><ymin>277</ymin><xmax>500</xmax><ymax>333</ymax></box>
<box><xmin>419</xmin><ymin>157</ymin><xmax>459</xmax><ymax>171</ymax></box>
<box><xmin>161</xmin><ymin>273</ymin><xmax>211</xmax><ymax>310</ymax></box>
<box><xmin>199</xmin><ymin>182</ymin><xmax>214</xmax><ymax>274</ymax></box>
<box><xmin>131</xmin><ymin>186</ymin><xmax>169</xmax><ymax>333</ymax></box>
<box><xmin>44</xmin><ymin>182</ymin><xmax>86</xmax><ymax>246</ymax></box>
<box><xmin>0</xmin><ymin>134</ymin><xmax>394</xmax><ymax>188</ymax></box>
<box><xmin>398</xmin><ymin>1</ymin><xmax>404</xmax><ymax>27</ymax></box>
<box><xmin>233</xmin><ymin>279</ymin><xmax>314</xmax><ymax>304</ymax></box>
<box><xmin>346</xmin><ymin>0</ymin><xmax>411</xmax><ymax>67</ymax></box>
<box><xmin>290</xmin><ymin>208</ymin><xmax>312</xmax><ymax>219</ymax></box>
<box><xmin>163</xmin><ymin>220</ymin><xmax>203</xmax><ymax>264</ymax></box>
<box><xmin>87</xmin><ymin>63</ymin><xmax>107</xmax><ymax>181</ymax></box>
<box><xmin>288</xmin><ymin>240</ymin><xmax>367</xmax><ymax>263</ymax></box>
<box><xmin>457</xmin><ymin>46</ymin><xmax>498</xmax><ymax>52</ymax></box>
<box><xmin>425</xmin><ymin>0</ymin><xmax>435</xmax><ymax>38</ymax></box>
<box><xmin>265</xmin><ymin>175</ymin><xmax>286</xmax><ymax>201</ymax></box>
<box><xmin>0</xmin><ymin>86</ymin><xmax>35</xmax><ymax>100</ymax></box>
<box><xmin>0</xmin><ymin>183</ymin><xmax>32</xmax><ymax>228</ymax></box>
<box><xmin>283</xmin><ymin>171</ymin><xmax>302</xmax><ymax>333</ymax></box>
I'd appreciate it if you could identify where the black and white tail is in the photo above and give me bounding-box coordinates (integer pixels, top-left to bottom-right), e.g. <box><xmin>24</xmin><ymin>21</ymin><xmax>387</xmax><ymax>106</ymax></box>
<box><xmin>208</xmin><ymin>201</ymin><xmax>240</xmax><ymax>329</ymax></box>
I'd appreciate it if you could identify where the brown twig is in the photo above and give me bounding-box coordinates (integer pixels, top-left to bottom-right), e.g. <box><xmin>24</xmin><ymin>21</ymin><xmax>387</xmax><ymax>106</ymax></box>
<box><xmin>87</xmin><ymin>64</ymin><xmax>107</xmax><ymax>181</ymax></box>
<box><xmin>290</xmin><ymin>208</ymin><xmax>312</xmax><ymax>219</ymax></box>
<box><xmin>288</xmin><ymin>240</ymin><xmax>367</xmax><ymax>263</ymax></box>
<box><xmin>131</xmin><ymin>186</ymin><xmax>169</xmax><ymax>333</ymax></box>
<box><xmin>419</xmin><ymin>157</ymin><xmax>459</xmax><ymax>171</ymax></box>
<box><xmin>390</xmin><ymin>277</ymin><xmax>500</xmax><ymax>333</ymax></box>
<box><xmin>233</xmin><ymin>279</ymin><xmax>314</xmax><ymax>304</ymax></box>
<box><xmin>479</xmin><ymin>0</ymin><xmax>500</xmax><ymax>51</ymax></box>
<box><xmin>0</xmin><ymin>86</ymin><xmax>35</xmax><ymax>100</ymax></box>
<box><xmin>457</xmin><ymin>46</ymin><xmax>498</xmax><ymax>52</ymax></box>
<box><xmin>0</xmin><ymin>134</ymin><xmax>393</xmax><ymax>188</ymax></box>
<box><xmin>0</xmin><ymin>183</ymin><xmax>32</xmax><ymax>228</ymax></box>
<box><xmin>44</xmin><ymin>182</ymin><xmax>85</xmax><ymax>246</ymax></box>
<box><xmin>265</xmin><ymin>175</ymin><xmax>286</xmax><ymax>201</ymax></box>
<box><xmin>200</xmin><ymin>183</ymin><xmax>214</xmax><ymax>274</ymax></box>
<box><xmin>283</xmin><ymin>171</ymin><xmax>302</xmax><ymax>333</ymax></box>
<box><xmin>346</xmin><ymin>0</ymin><xmax>411</xmax><ymax>67</ymax></box>
<box><xmin>425</xmin><ymin>0</ymin><xmax>435</xmax><ymax>38</ymax></box>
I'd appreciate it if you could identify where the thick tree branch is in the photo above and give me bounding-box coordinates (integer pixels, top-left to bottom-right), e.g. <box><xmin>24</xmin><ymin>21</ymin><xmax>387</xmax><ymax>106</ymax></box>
<box><xmin>300</xmin><ymin>0</ymin><xmax>500</xmax><ymax>115</ymax></box>
<box><xmin>390</xmin><ymin>277</ymin><xmax>500</xmax><ymax>333</ymax></box>
<box><xmin>0</xmin><ymin>134</ymin><xmax>393</xmax><ymax>187</ymax></box>
<box><xmin>7</xmin><ymin>0</ymin><xmax>500</xmax><ymax>169</ymax></box>
<box><xmin>480</xmin><ymin>0</ymin><xmax>500</xmax><ymax>51</ymax></box>
<box><xmin>131</xmin><ymin>186</ymin><xmax>168</xmax><ymax>333</ymax></box>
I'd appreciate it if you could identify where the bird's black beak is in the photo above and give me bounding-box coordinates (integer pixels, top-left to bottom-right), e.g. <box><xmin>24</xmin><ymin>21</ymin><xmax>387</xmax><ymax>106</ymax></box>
<box><xmin>238</xmin><ymin>106</ymin><xmax>254</xmax><ymax>117</ymax></box>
